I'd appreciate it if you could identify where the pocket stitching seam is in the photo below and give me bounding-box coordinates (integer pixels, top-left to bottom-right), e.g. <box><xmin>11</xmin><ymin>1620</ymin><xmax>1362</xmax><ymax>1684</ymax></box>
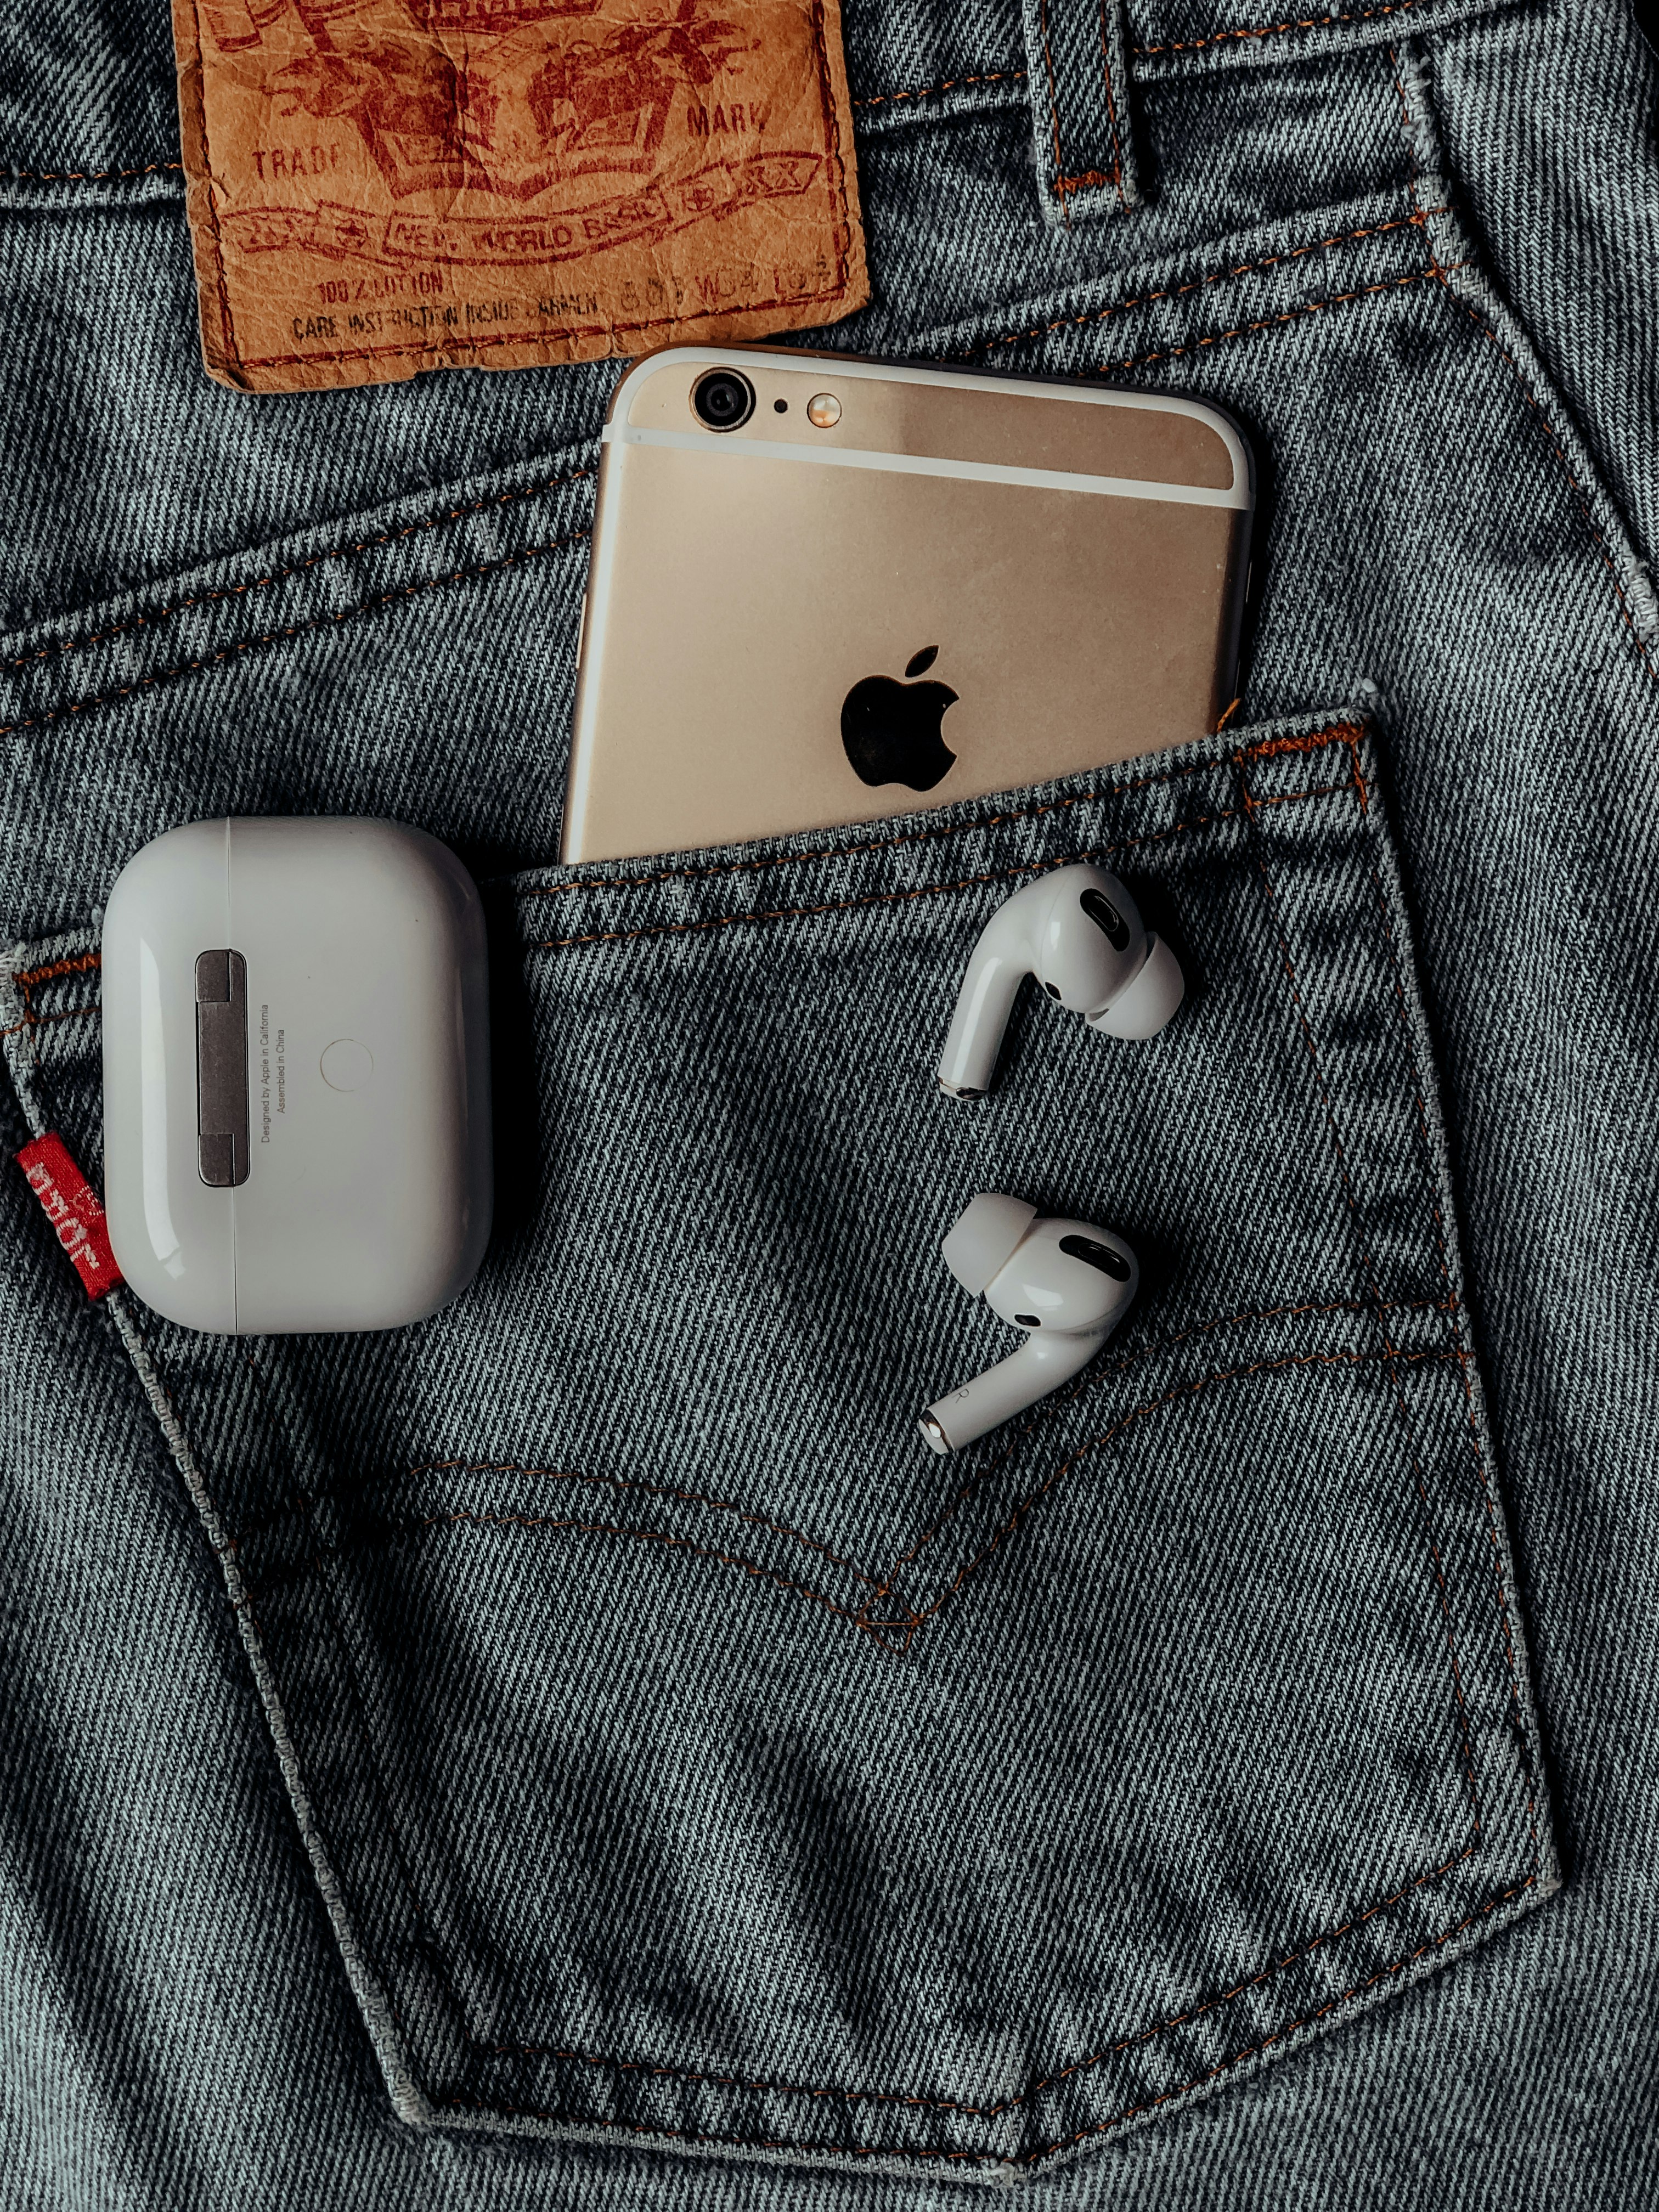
<box><xmin>415</xmin><ymin>715</ymin><xmax>1543</xmax><ymax>2158</ymax></box>
<box><xmin>22</xmin><ymin>721</ymin><xmax>1542</xmax><ymax>2166</ymax></box>
<box><xmin>240</xmin><ymin>1344</ymin><xmax>479</xmax><ymax>2057</ymax></box>
<box><xmin>532</xmin><ymin>776</ymin><xmax>1357</xmax><ymax>952</ymax></box>
<box><xmin>1035</xmin><ymin>0</ymin><xmax>1070</xmax><ymax>214</ymax></box>
<box><xmin>1355</xmin><ymin>777</ymin><xmax>1543</xmax><ymax>1872</ymax></box>
<box><xmin>523</xmin><ymin>746</ymin><xmax>1234</xmax><ymax>905</ymax></box>
<box><xmin>437</xmin><ymin>1858</ymin><xmax>1538</xmax><ymax>2162</ymax></box>
<box><xmin>241</xmin><ymin>1340</ymin><xmax>1458</xmax><ymax>1633</ymax></box>
<box><xmin>223</xmin><ymin>1286</ymin><xmax>1454</xmax><ymax>1553</ymax></box>
<box><xmin>3</xmin><ymin>465</ymin><xmax>594</xmax><ymax>673</ymax></box>
<box><xmin>466</xmin><ymin>1821</ymin><xmax>1480</xmax><ymax>2112</ymax></box>
<box><xmin>1134</xmin><ymin>1</ymin><xmax>1430</xmax><ymax>58</ymax></box>
<box><xmin>966</xmin><ymin>208</ymin><xmax>1441</xmax><ymax>358</ymax></box>
<box><xmin>0</xmin><ymin>529</ymin><xmax>591</xmax><ymax>741</ymax></box>
<box><xmin>851</xmin><ymin>68</ymin><xmax>1028</xmax><ymax>112</ymax></box>
<box><xmin>1238</xmin><ymin>738</ymin><xmax>1486</xmax><ymax>1837</ymax></box>
<box><xmin>424</xmin><ymin>719</ymin><xmax>1530</xmax><ymax>2151</ymax></box>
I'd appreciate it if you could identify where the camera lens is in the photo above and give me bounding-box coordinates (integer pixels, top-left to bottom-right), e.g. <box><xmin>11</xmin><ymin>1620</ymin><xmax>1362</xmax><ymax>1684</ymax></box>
<box><xmin>691</xmin><ymin>369</ymin><xmax>755</xmax><ymax>432</ymax></box>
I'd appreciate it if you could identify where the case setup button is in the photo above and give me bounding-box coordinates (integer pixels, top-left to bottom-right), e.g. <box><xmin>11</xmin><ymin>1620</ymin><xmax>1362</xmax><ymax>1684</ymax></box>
<box><xmin>319</xmin><ymin>1038</ymin><xmax>374</xmax><ymax>1093</ymax></box>
<box><xmin>195</xmin><ymin>948</ymin><xmax>250</xmax><ymax>1187</ymax></box>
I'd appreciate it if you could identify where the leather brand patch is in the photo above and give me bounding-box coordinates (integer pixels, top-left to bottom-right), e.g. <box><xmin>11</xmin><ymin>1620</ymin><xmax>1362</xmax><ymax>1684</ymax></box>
<box><xmin>171</xmin><ymin>0</ymin><xmax>868</xmax><ymax>393</ymax></box>
<box><xmin>15</xmin><ymin>1134</ymin><xmax>124</xmax><ymax>1300</ymax></box>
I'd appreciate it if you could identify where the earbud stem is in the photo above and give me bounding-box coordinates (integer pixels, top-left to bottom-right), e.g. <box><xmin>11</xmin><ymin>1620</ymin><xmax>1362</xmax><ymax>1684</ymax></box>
<box><xmin>918</xmin><ymin>1326</ymin><xmax>1110</xmax><ymax>1454</ymax></box>
<box><xmin>936</xmin><ymin>927</ymin><xmax>1026</xmax><ymax>1098</ymax></box>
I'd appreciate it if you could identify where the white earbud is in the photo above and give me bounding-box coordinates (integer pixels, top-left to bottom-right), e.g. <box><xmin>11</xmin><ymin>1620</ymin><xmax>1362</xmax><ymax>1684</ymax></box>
<box><xmin>937</xmin><ymin>863</ymin><xmax>1184</xmax><ymax>1098</ymax></box>
<box><xmin>918</xmin><ymin>1193</ymin><xmax>1139</xmax><ymax>1454</ymax></box>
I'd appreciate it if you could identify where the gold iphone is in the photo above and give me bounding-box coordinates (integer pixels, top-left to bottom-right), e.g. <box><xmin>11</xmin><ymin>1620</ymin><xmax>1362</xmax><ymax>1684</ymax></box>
<box><xmin>561</xmin><ymin>345</ymin><xmax>1253</xmax><ymax>864</ymax></box>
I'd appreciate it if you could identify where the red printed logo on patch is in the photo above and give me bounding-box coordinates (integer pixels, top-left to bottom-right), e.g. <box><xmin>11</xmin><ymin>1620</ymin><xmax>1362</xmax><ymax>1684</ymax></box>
<box><xmin>15</xmin><ymin>1133</ymin><xmax>123</xmax><ymax>1300</ymax></box>
<box><xmin>171</xmin><ymin>0</ymin><xmax>867</xmax><ymax>393</ymax></box>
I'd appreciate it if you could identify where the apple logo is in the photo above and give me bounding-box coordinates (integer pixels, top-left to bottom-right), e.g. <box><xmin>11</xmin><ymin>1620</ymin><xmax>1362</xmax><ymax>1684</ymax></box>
<box><xmin>840</xmin><ymin>646</ymin><xmax>958</xmax><ymax>790</ymax></box>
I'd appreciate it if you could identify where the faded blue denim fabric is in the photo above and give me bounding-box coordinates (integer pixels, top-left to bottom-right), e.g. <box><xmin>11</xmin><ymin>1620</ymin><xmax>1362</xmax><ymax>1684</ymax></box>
<box><xmin>3</xmin><ymin>2</ymin><xmax>1657</xmax><ymax>2207</ymax></box>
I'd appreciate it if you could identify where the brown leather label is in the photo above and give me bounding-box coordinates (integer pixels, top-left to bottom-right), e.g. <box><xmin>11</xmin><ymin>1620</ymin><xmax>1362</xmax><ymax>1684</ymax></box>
<box><xmin>171</xmin><ymin>0</ymin><xmax>868</xmax><ymax>393</ymax></box>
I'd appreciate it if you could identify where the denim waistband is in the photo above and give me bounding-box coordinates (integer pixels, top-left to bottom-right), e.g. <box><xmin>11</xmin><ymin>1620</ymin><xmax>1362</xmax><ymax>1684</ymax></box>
<box><xmin>2</xmin><ymin>0</ymin><xmax>1529</xmax><ymax>216</ymax></box>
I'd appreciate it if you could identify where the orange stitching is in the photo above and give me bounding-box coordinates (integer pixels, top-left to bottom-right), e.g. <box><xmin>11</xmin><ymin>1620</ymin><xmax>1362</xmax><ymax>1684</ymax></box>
<box><xmin>533</xmin><ymin>780</ymin><xmax>1353</xmax><ymax>954</ymax></box>
<box><xmin>10</xmin><ymin>950</ymin><xmax>101</xmax><ymax>991</ymax></box>
<box><xmin>1248</xmin><ymin>717</ymin><xmax>1369</xmax><ymax>810</ymax></box>
<box><xmin>1356</xmin><ymin>810</ymin><xmax>1543</xmax><ymax>1868</ymax></box>
<box><xmin>440</xmin><ymin>1874</ymin><xmax>1537</xmax><ymax>2164</ymax></box>
<box><xmin>1037</xmin><ymin>0</ymin><xmax>1068</xmax><ymax>212</ymax></box>
<box><xmin>851</xmin><ymin>69</ymin><xmax>1028</xmax><ymax>110</ymax></box>
<box><xmin>325</xmin><ymin>1346</ymin><xmax>1456</xmax><ymax>1646</ymax></box>
<box><xmin>483</xmin><ymin>1834</ymin><xmax>1476</xmax><ymax>2112</ymax></box>
<box><xmin>525</xmin><ymin>749</ymin><xmax>1229</xmax><ymax>903</ymax></box>
<box><xmin>3</xmin><ymin>951</ymin><xmax>104</xmax><ymax>1043</ymax></box>
<box><xmin>1097</xmin><ymin>0</ymin><xmax>1128</xmax><ymax>202</ymax></box>
<box><xmin>1237</xmin><ymin>746</ymin><xmax>1483</xmax><ymax>1827</ymax></box>
<box><xmin>867</xmin><ymin>1345</ymin><xmax>1460</xmax><ymax>1647</ymax></box>
<box><xmin>1094</xmin><ymin>263</ymin><xmax>1445</xmax><ymax>376</ymax></box>
<box><xmin>2</xmin><ymin>161</ymin><xmax>183</xmax><ymax>180</ymax></box>
<box><xmin>1039</xmin><ymin>0</ymin><xmax>1127</xmax><ymax>210</ymax></box>
<box><xmin>855</xmin><ymin>1288</ymin><xmax>1455</xmax><ymax>1606</ymax></box>
<box><xmin>970</xmin><ymin>210</ymin><xmax>1442</xmax><ymax>355</ymax></box>
<box><xmin>0</xmin><ymin>531</ymin><xmax>590</xmax><ymax>740</ymax></box>
<box><xmin>4</xmin><ymin>467</ymin><xmax>593</xmax><ymax>672</ymax></box>
<box><xmin>248</xmin><ymin>1507</ymin><xmax>864</xmax><ymax>1628</ymax></box>
<box><xmin>1245</xmin><ymin>719</ymin><xmax>1363</xmax><ymax>760</ymax></box>
<box><xmin>239</xmin><ymin>1455</ymin><xmax>882</xmax><ymax>1585</ymax></box>
<box><xmin>0</xmin><ymin>1002</ymin><xmax>97</xmax><ymax>1040</ymax></box>
<box><xmin>229</xmin><ymin>1285</ymin><xmax>1449</xmax><ymax>1554</ymax></box>
<box><xmin>1133</xmin><ymin>2</ymin><xmax>1424</xmax><ymax>56</ymax></box>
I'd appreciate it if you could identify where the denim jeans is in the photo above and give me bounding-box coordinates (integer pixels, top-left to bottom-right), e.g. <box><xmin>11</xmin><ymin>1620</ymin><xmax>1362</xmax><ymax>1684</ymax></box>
<box><xmin>3</xmin><ymin>2</ymin><xmax>1657</xmax><ymax>2205</ymax></box>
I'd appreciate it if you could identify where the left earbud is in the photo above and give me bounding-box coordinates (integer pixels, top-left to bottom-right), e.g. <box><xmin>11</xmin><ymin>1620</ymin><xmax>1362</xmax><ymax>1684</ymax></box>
<box><xmin>918</xmin><ymin>1193</ymin><xmax>1139</xmax><ymax>1454</ymax></box>
<box><xmin>936</xmin><ymin>863</ymin><xmax>1184</xmax><ymax>1098</ymax></box>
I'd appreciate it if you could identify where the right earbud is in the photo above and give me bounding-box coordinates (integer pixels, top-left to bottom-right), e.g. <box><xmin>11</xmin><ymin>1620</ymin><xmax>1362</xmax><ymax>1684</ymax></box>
<box><xmin>936</xmin><ymin>863</ymin><xmax>1184</xmax><ymax>1098</ymax></box>
<box><xmin>918</xmin><ymin>1193</ymin><xmax>1139</xmax><ymax>1454</ymax></box>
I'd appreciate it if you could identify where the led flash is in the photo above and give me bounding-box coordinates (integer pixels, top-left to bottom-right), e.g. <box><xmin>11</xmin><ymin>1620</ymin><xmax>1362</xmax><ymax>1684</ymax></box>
<box><xmin>806</xmin><ymin>392</ymin><xmax>842</xmax><ymax>428</ymax></box>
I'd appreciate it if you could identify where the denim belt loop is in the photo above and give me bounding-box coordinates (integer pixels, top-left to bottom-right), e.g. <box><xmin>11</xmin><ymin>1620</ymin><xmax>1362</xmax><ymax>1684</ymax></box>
<box><xmin>1020</xmin><ymin>0</ymin><xmax>1142</xmax><ymax>228</ymax></box>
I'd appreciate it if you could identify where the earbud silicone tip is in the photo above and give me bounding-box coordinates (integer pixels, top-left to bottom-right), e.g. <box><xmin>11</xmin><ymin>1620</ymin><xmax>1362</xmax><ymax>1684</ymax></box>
<box><xmin>940</xmin><ymin>1192</ymin><xmax>1037</xmax><ymax>1295</ymax></box>
<box><xmin>1088</xmin><ymin>932</ymin><xmax>1185</xmax><ymax>1040</ymax></box>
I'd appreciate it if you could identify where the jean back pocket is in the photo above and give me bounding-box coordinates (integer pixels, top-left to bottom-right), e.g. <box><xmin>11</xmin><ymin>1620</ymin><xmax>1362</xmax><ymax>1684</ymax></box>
<box><xmin>2</xmin><ymin>708</ymin><xmax>1554</xmax><ymax>2176</ymax></box>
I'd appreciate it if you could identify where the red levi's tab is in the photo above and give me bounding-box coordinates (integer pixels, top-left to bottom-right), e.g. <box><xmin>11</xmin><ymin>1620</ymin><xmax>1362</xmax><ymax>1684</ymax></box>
<box><xmin>15</xmin><ymin>1133</ymin><xmax>124</xmax><ymax>1300</ymax></box>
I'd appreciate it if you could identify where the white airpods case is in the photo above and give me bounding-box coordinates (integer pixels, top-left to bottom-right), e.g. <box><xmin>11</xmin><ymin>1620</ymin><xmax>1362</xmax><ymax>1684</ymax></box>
<box><xmin>101</xmin><ymin>817</ymin><xmax>493</xmax><ymax>1334</ymax></box>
